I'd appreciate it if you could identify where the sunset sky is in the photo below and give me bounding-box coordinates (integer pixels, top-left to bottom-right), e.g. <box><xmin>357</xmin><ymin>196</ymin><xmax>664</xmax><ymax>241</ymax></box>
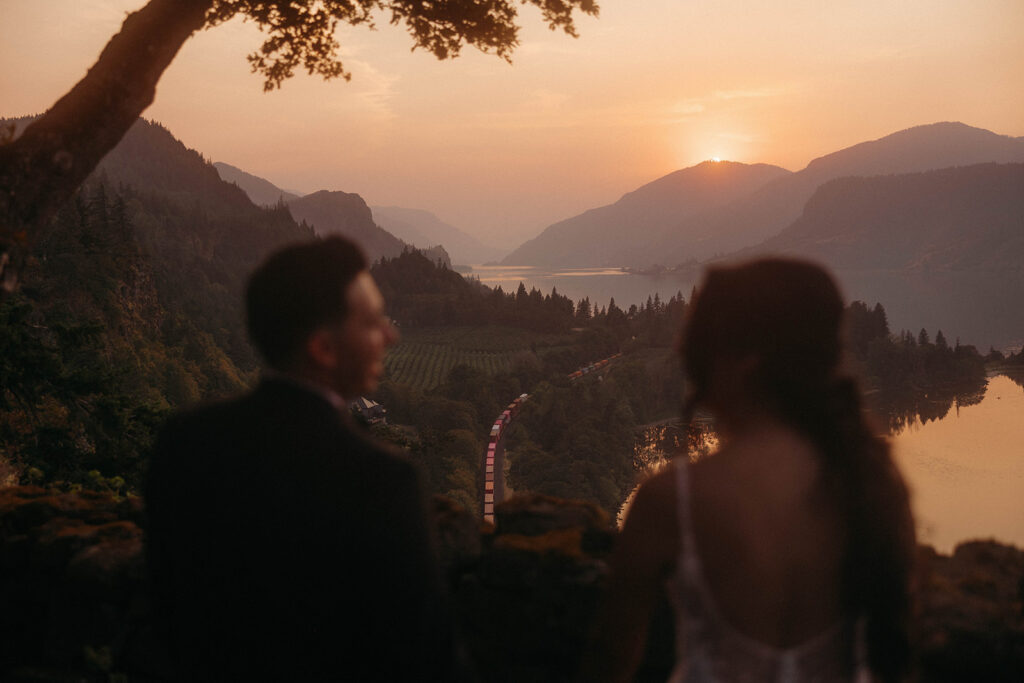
<box><xmin>2</xmin><ymin>0</ymin><xmax>1022</xmax><ymax>248</ymax></box>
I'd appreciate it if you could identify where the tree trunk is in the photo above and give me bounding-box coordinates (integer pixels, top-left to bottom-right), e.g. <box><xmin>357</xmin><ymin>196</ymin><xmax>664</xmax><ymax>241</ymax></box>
<box><xmin>0</xmin><ymin>0</ymin><xmax>213</xmax><ymax>292</ymax></box>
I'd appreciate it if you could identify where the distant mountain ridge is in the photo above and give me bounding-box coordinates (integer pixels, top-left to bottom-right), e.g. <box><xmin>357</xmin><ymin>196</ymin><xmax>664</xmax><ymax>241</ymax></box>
<box><xmin>214</xmin><ymin>162</ymin><xmax>302</xmax><ymax>206</ymax></box>
<box><xmin>213</xmin><ymin>162</ymin><xmax>451</xmax><ymax>266</ymax></box>
<box><xmin>660</xmin><ymin>122</ymin><xmax>1024</xmax><ymax>264</ymax></box>
<box><xmin>503</xmin><ymin>122</ymin><xmax>1024</xmax><ymax>268</ymax></box>
<box><xmin>722</xmin><ymin>162</ymin><xmax>1024</xmax><ymax>349</ymax></box>
<box><xmin>745</xmin><ymin>162</ymin><xmax>1024</xmax><ymax>271</ymax></box>
<box><xmin>502</xmin><ymin>161</ymin><xmax>790</xmax><ymax>267</ymax></box>
<box><xmin>286</xmin><ymin>191</ymin><xmax>449</xmax><ymax>266</ymax></box>
<box><xmin>371</xmin><ymin>206</ymin><xmax>505</xmax><ymax>265</ymax></box>
<box><xmin>92</xmin><ymin>119</ymin><xmax>257</xmax><ymax>217</ymax></box>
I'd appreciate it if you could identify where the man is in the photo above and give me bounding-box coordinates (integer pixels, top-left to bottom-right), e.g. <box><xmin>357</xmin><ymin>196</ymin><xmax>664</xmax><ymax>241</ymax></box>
<box><xmin>145</xmin><ymin>237</ymin><xmax>466</xmax><ymax>681</ymax></box>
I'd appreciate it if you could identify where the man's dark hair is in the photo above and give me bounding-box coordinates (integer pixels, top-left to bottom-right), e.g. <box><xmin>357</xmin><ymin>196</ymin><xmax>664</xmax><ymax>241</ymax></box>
<box><xmin>246</xmin><ymin>236</ymin><xmax>368</xmax><ymax>369</ymax></box>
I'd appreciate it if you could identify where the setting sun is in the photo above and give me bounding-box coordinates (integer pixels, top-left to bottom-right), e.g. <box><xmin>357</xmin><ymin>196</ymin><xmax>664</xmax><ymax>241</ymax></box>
<box><xmin>711</xmin><ymin>156</ymin><xmax>722</xmax><ymax>162</ymax></box>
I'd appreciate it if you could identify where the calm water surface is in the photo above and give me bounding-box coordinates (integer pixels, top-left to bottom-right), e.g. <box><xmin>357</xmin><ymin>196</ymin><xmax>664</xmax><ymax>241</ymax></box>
<box><xmin>626</xmin><ymin>374</ymin><xmax>1024</xmax><ymax>553</ymax></box>
<box><xmin>891</xmin><ymin>373</ymin><xmax>1024</xmax><ymax>552</ymax></box>
<box><xmin>469</xmin><ymin>265</ymin><xmax>696</xmax><ymax>309</ymax></box>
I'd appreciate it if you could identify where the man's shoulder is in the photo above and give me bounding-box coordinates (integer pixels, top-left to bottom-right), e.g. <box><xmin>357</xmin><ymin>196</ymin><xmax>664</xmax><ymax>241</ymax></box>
<box><xmin>340</xmin><ymin>423</ymin><xmax>418</xmax><ymax>480</ymax></box>
<box><xmin>156</xmin><ymin>390</ymin><xmax>270</xmax><ymax>453</ymax></box>
<box><xmin>162</xmin><ymin>378</ymin><xmax>333</xmax><ymax>432</ymax></box>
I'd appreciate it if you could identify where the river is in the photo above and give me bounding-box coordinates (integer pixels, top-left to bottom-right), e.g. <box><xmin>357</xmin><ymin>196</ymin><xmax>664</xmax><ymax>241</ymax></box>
<box><xmin>624</xmin><ymin>373</ymin><xmax>1024</xmax><ymax>553</ymax></box>
<box><xmin>467</xmin><ymin>265</ymin><xmax>1024</xmax><ymax>351</ymax></box>
<box><xmin>891</xmin><ymin>373</ymin><xmax>1024</xmax><ymax>552</ymax></box>
<box><xmin>469</xmin><ymin>265</ymin><xmax>695</xmax><ymax>311</ymax></box>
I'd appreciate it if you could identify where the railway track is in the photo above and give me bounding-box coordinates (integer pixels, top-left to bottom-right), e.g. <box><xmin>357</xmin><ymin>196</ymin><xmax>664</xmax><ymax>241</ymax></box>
<box><xmin>481</xmin><ymin>352</ymin><xmax>622</xmax><ymax>523</ymax></box>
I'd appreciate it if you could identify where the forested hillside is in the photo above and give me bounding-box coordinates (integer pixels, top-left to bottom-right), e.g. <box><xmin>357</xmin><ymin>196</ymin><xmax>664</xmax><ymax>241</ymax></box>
<box><xmin>753</xmin><ymin>163</ymin><xmax>1024</xmax><ymax>270</ymax></box>
<box><xmin>0</xmin><ymin>118</ymin><xmax>422</xmax><ymax>489</ymax></box>
<box><xmin>0</xmin><ymin>175</ymin><xmax>309</xmax><ymax>488</ymax></box>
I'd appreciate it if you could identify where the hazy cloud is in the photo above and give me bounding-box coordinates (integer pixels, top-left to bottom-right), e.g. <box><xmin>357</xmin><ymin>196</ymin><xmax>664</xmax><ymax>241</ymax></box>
<box><xmin>337</xmin><ymin>52</ymin><xmax>400</xmax><ymax>119</ymax></box>
<box><xmin>712</xmin><ymin>86</ymin><xmax>789</xmax><ymax>101</ymax></box>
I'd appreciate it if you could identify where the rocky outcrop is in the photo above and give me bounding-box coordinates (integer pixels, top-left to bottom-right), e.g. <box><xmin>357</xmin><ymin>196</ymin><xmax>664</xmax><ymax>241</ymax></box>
<box><xmin>448</xmin><ymin>494</ymin><xmax>619</xmax><ymax>683</ymax></box>
<box><xmin>1</xmin><ymin>486</ymin><xmax>1022</xmax><ymax>681</ymax></box>
<box><xmin>917</xmin><ymin>541</ymin><xmax>1024</xmax><ymax>682</ymax></box>
<box><xmin>0</xmin><ymin>486</ymin><xmax>164</xmax><ymax>682</ymax></box>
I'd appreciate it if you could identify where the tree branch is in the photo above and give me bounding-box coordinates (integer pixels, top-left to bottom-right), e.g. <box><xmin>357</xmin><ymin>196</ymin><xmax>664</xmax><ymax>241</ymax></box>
<box><xmin>0</xmin><ymin>0</ymin><xmax>212</xmax><ymax>290</ymax></box>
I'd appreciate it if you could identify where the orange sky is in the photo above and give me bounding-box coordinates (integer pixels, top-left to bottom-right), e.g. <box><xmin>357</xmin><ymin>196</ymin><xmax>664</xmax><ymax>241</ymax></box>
<box><xmin>2</xmin><ymin>0</ymin><xmax>1022</xmax><ymax>248</ymax></box>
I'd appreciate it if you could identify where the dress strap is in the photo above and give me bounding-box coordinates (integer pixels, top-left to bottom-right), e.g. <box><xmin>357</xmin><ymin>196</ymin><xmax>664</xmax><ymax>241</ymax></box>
<box><xmin>853</xmin><ymin>617</ymin><xmax>871</xmax><ymax>683</ymax></box>
<box><xmin>674</xmin><ymin>458</ymin><xmax>700</xmax><ymax>571</ymax></box>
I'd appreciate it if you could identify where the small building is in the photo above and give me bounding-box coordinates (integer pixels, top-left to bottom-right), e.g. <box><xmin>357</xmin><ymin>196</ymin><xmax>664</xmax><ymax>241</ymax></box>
<box><xmin>351</xmin><ymin>396</ymin><xmax>387</xmax><ymax>425</ymax></box>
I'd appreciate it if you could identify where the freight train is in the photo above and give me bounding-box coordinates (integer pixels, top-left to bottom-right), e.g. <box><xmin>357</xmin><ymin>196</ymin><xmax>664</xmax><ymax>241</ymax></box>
<box><xmin>482</xmin><ymin>353</ymin><xmax>623</xmax><ymax>523</ymax></box>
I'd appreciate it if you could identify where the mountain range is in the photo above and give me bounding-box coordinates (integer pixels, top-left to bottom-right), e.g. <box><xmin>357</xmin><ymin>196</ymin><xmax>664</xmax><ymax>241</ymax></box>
<box><xmin>214</xmin><ymin>162</ymin><xmax>301</xmax><ymax>206</ymax></box>
<box><xmin>370</xmin><ymin>206</ymin><xmax>505</xmax><ymax>265</ymax></box>
<box><xmin>503</xmin><ymin>161</ymin><xmax>790</xmax><ymax>267</ymax></box>
<box><xmin>503</xmin><ymin>122</ymin><xmax>1024</xmax><ymax>268</ymax></box>
<box><xmin>743</xmin><ymin>163</ymin><xmax>1024</xmax><ymax>271</ymax></box>
<box><xmin>213</xmin><ymin>164</ymin><xmax>494</xmax><ymax>265</ymax></box>
<box><xmin>78</xmin><ymin>116</ymin><xmax>1024</xmax><ymax>347</ymax></box>
<box><xmin>714</xmin><ymin>161</ymin><xmax>1024</xmax><ymax>349</ymax></box>
<box><xmin>284</xmin><ymin>190</ymin><xmax>452</xmax><ymax>266</ymax></box>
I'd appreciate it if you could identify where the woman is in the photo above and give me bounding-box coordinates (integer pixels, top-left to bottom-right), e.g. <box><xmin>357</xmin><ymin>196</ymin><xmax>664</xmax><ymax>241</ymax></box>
<box><xmin>581</xmin><ymin>259</ymin><xmax>915</xmax><ymax>683</ymax></box>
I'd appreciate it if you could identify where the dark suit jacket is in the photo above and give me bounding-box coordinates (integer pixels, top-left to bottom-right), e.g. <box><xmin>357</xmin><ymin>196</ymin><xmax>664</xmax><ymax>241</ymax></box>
<box><xmin>145</xmin><ymin>378</ymin><xmax>465</xmax><ymax>681</ymax></box>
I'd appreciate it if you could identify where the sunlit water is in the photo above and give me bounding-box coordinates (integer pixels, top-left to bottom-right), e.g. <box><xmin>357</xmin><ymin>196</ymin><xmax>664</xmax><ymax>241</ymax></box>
<box><xmin>891</xmin><ymin>373</ymin><xmax>1024</xmax><ymax>552</ymax></box>
<box><xmin>468</xmin><ymin>265</ymin><xmax>696</xmax><ymax>310</ymax></box>
<box><xmin>623</xmin><ymin>374</ymin><xmax>1024</xmax><ymax>552</ymax></box>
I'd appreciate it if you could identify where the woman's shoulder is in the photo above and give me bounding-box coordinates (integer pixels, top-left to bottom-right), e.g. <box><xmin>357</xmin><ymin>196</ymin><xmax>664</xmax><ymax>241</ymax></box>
<box><xmin>693</xmin><ymin>425</ymin><xmax>821</xmax><ymax>495</ymax></box>
<box><xmin>622</xmin><ymin>465</ymin><xmax>682</xmax><ymax>558</ymax></box>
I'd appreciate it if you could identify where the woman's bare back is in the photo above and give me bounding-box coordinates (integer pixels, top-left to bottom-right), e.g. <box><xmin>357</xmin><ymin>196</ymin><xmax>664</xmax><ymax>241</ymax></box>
<box><xmin>687</xmin><ymin>422</ymin><xmax>847</xmax><ymax>648</ymax></box>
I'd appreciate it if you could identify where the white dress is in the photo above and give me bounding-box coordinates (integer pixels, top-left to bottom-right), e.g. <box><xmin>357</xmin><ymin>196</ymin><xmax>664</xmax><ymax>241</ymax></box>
<box><xmin>664</xmin><ymin>460</ymin><xmax>871</xmax><ymax>683</ymax></box>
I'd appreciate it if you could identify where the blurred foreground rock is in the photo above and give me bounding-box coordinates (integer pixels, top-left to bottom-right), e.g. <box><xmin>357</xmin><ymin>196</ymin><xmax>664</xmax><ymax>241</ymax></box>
<box><xmin>916</xmin><ymin>541</ymin><xmax>1024</xmax><ymax>682</ymax></box>
<box><xmin>1</xmin><ymin>485</ymin><xmax>1022</xmax><ymax>681</ymax></box>
<box><xmin>0</xmin><ymin>486</ymin><xmax>164</xmax><ymax>682</ymax></box>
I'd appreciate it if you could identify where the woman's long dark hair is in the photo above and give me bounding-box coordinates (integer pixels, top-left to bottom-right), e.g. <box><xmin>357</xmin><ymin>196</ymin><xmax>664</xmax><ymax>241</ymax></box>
<box><xmin>681</xmin><ymin>258</ymin><xmax>915</xmax><ymax>682</ymax></box>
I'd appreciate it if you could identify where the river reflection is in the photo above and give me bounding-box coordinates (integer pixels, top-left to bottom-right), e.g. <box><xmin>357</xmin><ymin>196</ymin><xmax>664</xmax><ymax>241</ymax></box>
<box><xmin>625</xmin><ymin>374</ymin><xmax>1024</xmax><ymax>551</ymax></box>
<box><xmin>891</xmin><ymin>373</ymin><xmax>1024</xmax><ymax>552</ymax></box>
<box><xmin>869</xmin><ymin>375</ymin><xmax>988</xmax><ymax>436</ymax></box>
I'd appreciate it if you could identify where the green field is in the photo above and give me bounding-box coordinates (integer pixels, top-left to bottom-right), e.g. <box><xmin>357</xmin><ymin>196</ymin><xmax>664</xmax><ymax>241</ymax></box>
<box><xmin>383</xmin><ymin>326</ymin><xmax>577</xmax><ymax>390</ymax></box>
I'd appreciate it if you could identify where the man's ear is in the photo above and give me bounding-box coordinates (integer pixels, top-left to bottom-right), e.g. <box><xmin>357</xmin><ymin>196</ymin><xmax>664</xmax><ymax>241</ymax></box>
<box><xmin>305</xmin><ymin>328</ymin><xmax>339</xmax><ymax>370</ymax></box>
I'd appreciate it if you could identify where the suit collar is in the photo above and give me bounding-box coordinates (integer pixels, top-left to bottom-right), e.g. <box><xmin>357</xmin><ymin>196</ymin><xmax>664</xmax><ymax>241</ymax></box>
<box><xmin>258</xmin><ymin>371</ymin><xmax>349</xmax><ymax>412</ymax></box>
